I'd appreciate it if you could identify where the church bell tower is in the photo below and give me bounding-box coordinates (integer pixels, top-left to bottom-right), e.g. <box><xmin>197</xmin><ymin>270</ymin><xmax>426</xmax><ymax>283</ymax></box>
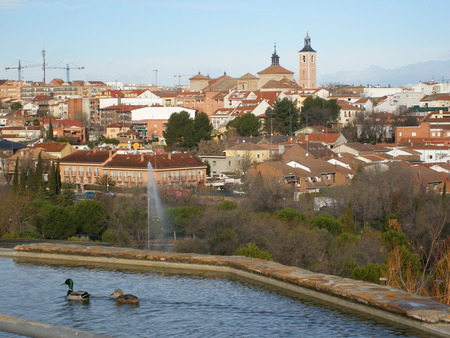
<box><xmin>298</xmin><ymin>32</ymin><xmax>317</xmax><ymax>88</ymax></box>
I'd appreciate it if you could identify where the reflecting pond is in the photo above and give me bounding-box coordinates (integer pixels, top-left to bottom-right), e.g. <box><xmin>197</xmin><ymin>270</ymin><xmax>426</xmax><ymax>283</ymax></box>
<box><xmin>0</xmin><ymin>257</ymin><xmax>427</xmax><ymax>337</ymax></box>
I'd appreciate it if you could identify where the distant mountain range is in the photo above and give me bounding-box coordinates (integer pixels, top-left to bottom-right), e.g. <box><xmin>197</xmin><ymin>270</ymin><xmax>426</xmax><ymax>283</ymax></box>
<box><xmin>320</xmin><ymin>59</ymin><xmax>450</xmax><ymax>87</ymax></box>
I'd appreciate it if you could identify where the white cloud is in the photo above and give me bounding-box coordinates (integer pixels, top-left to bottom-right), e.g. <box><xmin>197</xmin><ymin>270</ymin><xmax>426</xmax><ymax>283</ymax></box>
<box><xmin>0</xmin><ymin>0</ymin><xmax>27</xmax><ymax>7</ymax></box>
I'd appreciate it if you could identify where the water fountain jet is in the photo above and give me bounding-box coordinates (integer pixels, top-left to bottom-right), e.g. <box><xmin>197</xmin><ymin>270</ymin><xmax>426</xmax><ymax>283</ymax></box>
<box><xmin>147</xmin><ymin>160</ymin><xmax>164</xmax><ymax>250</ymax></box>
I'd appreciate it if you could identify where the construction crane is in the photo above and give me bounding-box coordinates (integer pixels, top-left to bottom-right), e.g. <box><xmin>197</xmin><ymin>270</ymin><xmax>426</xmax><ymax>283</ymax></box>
<box><xmin>47</xmin><ymin>62</ymin><xmax>85</xmax><ymax>82</ymax></box>
<box><xmin>5</xmin><ymin>60</ymin><xmax>41</xmax><ymax>81</ymax></box>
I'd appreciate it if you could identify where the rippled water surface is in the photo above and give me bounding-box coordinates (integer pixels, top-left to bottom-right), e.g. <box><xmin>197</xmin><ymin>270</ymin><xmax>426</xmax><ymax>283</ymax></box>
<box><xmin>0</xmin><ymin>257</ymin><xmax>427</xmax><ymax>337</ymax></box>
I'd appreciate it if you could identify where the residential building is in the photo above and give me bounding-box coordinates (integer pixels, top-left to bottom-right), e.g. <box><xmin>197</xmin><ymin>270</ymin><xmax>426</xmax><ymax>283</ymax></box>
<box><xmin>224</xmin><ymin>142</ymin><xmax>272</xmax><ymax>163</ymax></box>
<box><xmin>131</xmin><ymin>106</ymin><xmax>197</xmax><ymax>139</ymax></box>
<box><xmin>395</xmin><ymin>110</ymin><xmax>450</xmax><ymax>145</ymax></box>
<box><xmin>295</xmin><ymin>132</ymin><xmax>347</xmax><ymax>149</ymax></box>
<box><xmin>59</xmin><ymin>150</ymin><xmax>206</xmax><ymax>190</ymax></box>
<box><xmin>0</xmin><ymin>80</ymin><xmax>24</xmax><ymax>101</ymax></box>
<box><xmin>0</xmin><ymin>125</ymin><xmax>44</xmax><ymax>142</ymax></box>
<box><xmin>336</xmin><ymin>100</ymin><xmax>362</xmax><ymax>127</ymax></box>
<box><xmin>30</xmin><ymin>142</ymin><xmax>75</xmax><ymax>158</ymax></box>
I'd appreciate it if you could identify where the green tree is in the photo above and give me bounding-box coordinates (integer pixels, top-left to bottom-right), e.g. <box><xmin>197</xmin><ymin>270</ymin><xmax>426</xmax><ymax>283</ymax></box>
<box><xmin>41</xmin><ymin>205</ymin><xmax>77</xmax><ymax>239</ymax></box>
<box><xmin>227</xmin><ymin>113</ymin><xmax>261</xmax><ymax>136</ymax></box>
<box><xmin>310</xmin><ymin>213</ymin><xmax>342</xmax><ymax>236</ymax></box>
<box><xmin>46</xmin><ymin>119</ymin><xmax>54</xmax><ymax>141</ymax></box>
<box><xmin>10</xmin><ymin>102</ymin><xmax>23</xmax><ymax>110</ymax></box>
<box><xmin>55</xmin><ymin>161</ymin><xmax>61</xmax><ymax>195</ymax></box>
<box><xmin>47</xmin><ymin>162</ymin><xmax>57</xmax><ymax>197</ymax></box>
<box><xmin>234</xmin><ymin>243</ymin><xmax>273</xmax><ymax>261</ymax></box>
<box><xmin>33</xmin><ymin>152</ymin><xmax>44</xmax><ymax>192</ymax></box>
<box><xmin>217</xmin><ymin>200</ymin><xmax>237</xmax><ymax>211</ymax></box>
<box><xmin>264</xmin><ymin>98</ymin><xmax>300</xmax><ymax>135</ymax></box>
<box><xmin>163</xmin><ymin>111</ymin><xmax>195</xmax><ymax>149</ymax></box>
<box><xmin>193</xmin><ymin>112</ymin><xmax>213</xmax><ymax>143</ymax></box>
<box><xmin>339</xmin><ymin>202</ymin><xmax>356</xmax><ymax>233</ymax></box>
<box><xmin>165</xmin><ymin>205</ymin><xmax>203</xmax><ymax>236</ymax></box>
<box><xmin>55</xmin><ymin>137</ymin><xmax>70</xmax><ymax>143</ymax></box>
<box><xmin>19</xmin><ymin>168</ymin><xmax>27</xmax><ymax>193</ymax></box>
<box><xmin>12</xmin><ymin>158</ymin><xmax>19</xmax><ymax>192</ymax></box>
<box><xmin>73</xmin><ymin>200</ymin><xmax>110</xmax><ymax>238</ymax></box>
<box><xmin>274</xmin><ymin>208</ymin><xmax>307</xmax><ymax>224</ymax></box>
<box><xmin>300</xmin><ymin>96</ymin><xmax>340</xmax><ymax>127</ymax></box>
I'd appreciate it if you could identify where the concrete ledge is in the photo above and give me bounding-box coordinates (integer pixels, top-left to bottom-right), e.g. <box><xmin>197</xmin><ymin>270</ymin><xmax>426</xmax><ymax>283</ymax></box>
<box><xmin>0</xmin><ymin>314</ymin><xmax>110</xmax><ymax>338</ymax></box>
<box><xmin>4</xmin><ymin>243</ymin><xmax>450</xmax><ymax>337</ymax></box>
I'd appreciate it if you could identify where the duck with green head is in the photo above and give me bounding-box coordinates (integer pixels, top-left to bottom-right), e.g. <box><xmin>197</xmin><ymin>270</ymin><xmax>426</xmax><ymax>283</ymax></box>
<box><xmin>61</xmin><ymin>279</ymin><xmax>90</xmax><ymax>301</ymax></box>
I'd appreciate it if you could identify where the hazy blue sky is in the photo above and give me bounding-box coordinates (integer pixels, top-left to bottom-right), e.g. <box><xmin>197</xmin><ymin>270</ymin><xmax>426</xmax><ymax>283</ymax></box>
<box><xmin>1</xmin><ymin>0</ymin><xmax>449</xmax><ymax>86</ymax></box>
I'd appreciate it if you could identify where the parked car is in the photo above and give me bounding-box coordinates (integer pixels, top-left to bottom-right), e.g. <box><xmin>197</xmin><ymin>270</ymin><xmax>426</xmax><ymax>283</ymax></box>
<box><xmin>103</xmin><ymin>190</ymin><xmax>115</xmax><ymax>197</ymax></box>
<box><xmin>84</xmin><ymin>191</ymin><xmax>96</xmax><ymax>198</ymax></box>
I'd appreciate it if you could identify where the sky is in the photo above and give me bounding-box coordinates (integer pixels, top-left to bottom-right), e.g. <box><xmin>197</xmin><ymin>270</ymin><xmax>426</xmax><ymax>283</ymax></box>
<box><xmin>1</xmin><ymin>0</ymin><xmax>450</xmax><ymax>87</ymax></box>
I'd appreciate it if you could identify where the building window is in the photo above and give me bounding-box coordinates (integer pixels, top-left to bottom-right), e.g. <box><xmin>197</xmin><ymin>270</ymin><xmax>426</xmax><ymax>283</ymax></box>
<box><xmin>311</xmin><ymin>55</ymin><xmax>314</xmax><ymax>63</ymax></box>
<box><xmin>412</xmin><ymin>132</ymin><xmax>416</xmax><ymax>136</ymax></box>
<box><xmin>302</xmin><ymin>55</ymin><xmax>306</xmax><ymax>62</ymax></box>
<box><xmin>212</xmin><ymin>160</ymin><xmax>217</xmax><ymax>166</ymax></box>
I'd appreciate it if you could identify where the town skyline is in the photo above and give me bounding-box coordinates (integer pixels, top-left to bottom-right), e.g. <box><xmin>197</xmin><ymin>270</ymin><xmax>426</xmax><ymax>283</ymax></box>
<box><xmin>2</xmin><ymin>0</ymin><xmax>450</xmax><ymax>87</ymax></box>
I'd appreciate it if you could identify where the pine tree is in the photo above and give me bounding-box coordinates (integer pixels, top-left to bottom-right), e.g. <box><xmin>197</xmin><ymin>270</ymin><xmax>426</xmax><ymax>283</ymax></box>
<box><xmin>19</xmin><ymin>168</ymin><xmax>27</xmax><ymax>193</ymax></box>
<box><xmin>34</xmin><ymin>152</ymin><xmax>44</xmax><ymax>191</ymax></box>
<box><xmin>47</xmin><ymin>119</ymin><xmax>54</xmax><ymax>140</ymax></box>
<box><xmin>340</xmin><ymin>202</ymin><xmax>356</xmax><ymax>234</ymax></box>
<box><xmin>47</xmin><ymin>162</ymin><xmax>57</xmax><ymax>197</ymax></box>
<box><xmin>12</xmin><ymin>158</ymin><xmax>19</xmax><ymax>192</ymax></box>
<box><xmin>55</xmin><ymin>161</ymin><xmax>61</xmax><ymax>195</ymax></box>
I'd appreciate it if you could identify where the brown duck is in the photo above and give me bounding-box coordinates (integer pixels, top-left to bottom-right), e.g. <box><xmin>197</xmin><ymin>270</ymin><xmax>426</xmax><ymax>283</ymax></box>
<box><xmin>109</xmin><ymin>289</ymin><xmax>139</xmax><ymax>305</ymax></box>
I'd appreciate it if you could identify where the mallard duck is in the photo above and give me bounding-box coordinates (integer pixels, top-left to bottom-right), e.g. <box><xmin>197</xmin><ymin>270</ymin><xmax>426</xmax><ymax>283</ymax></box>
<box><xmin>61</xmin><ymin>279</ymin><xmax>90</xmax><ymax>301</ymax></box>
<box><xmin>110</xmin><ymin>289</ymin><xmax>139</xmax><ymax>305</ymax></box>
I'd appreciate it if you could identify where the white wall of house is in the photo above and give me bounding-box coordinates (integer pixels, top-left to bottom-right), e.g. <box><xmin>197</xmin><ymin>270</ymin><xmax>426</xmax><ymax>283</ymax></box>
<box><xmin>131</xmin><ymin>106</ymin><xmax>196</xmax><ymax>120</ymax></box>
<box><xmin>374</xmin><ymin>92</ymin><xmax>424</xmax><ymax>113</ymax></box>
<box><xmin>199</xmin><ymin>155</ymin><xmax>242</xmax><ymax>176</ymax></box>
<box><xmin>411</xmin><ymin>82</ymin><xmax>450</xmax><ymax>95</ymax></box>
<box><xmin>413</xmin><ymin>148</ymin><xmax>450</xmax><ymax>163</ymax></box>
<box><xmin>100</xmin><ymin>95</ymin><xmax>163</xmax><ymax>109</ymax></box>
<box><xmin>363</xmin><ymin>87</ymin><xmax>407</xmax><ymax>98</ymax></box>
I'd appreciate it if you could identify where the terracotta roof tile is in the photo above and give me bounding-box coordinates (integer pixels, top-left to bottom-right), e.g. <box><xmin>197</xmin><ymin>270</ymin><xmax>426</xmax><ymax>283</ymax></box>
<box><xmin>258</xmin><ymin>65</ymin><xmax>294</xmax><ymax>75</ymax></box>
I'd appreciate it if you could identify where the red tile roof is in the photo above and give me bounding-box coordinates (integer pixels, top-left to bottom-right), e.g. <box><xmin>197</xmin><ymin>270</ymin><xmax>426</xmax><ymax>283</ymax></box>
<box><xmin>297</xmin><ymin>133</ymin><xmax>342</xmax><ymax>144</ymax></box>
<box><xmin>258</xmin><ymin>65</ymin><xmax>294</xmax><ymax>75</ymax></box>
<box><xmin>31</xmin><ymin>142</ymin><xmax>70</xmax><ymax>152</ymax></box>
<box><xmin>61</xmin><ymin>150</ymin><xmax>112</xmax><ymax>163</ymax></box>
<box><xmin>106</xmin><ymin>153</ymin><xmax>205</xmax><ymax>169</ymax></box>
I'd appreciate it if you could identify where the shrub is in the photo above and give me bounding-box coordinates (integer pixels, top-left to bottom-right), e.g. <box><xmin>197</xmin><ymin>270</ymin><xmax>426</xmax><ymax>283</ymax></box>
<box><xmin>2</xmin><ymin>231</ymin><xmax>42</xmax><ymax>239</ymax></box>
<box><xmin>382</xmin><ymin>230</ymin><xmax>409</xmax><ymax>250</ymax></box>
<box><xmin>274</xmin><ymin>208</ymin><xmax>307</xmax><ymax>224</ymax></box>
<box><xmin>165</xmin><ymin>206</ymin><xmax>203</xmax><ymax>236</ymax></box>
<box><xmin>173</xmin><ymin>237</ymin><xmax>210</xmax><ymax>254</ymax></box>
<box><xmin>310</xmin><ymin>213</ymin><xmax>342</xmax><ymax>236</ymax></box>
<box><xmin>41</xmin><ymin>205</ymin><xmax>77</xmax><ymax>239</ymax></box>
<box><xmin>352</xmin><ymin>263</ymin><xmax>386</xmax><ymax>284</ymax></box>
<box><xmin>67</xmin><ymin>236</ymin><xmax>90</xmax><ymax>242</ymax></box>
<box><xmin>217</xmin><ymin>200</ymin><xmax>237</xmax><ymax>211</ymax></box>
<box><xmin>73</xmin><ymin>200</ymin><xmax>110</xmax><ymax>237</ymax></box>
<box><xmin>234</xmin><ymin>243</ymin><xmax>273</xmax><ymax>261</ymax></box>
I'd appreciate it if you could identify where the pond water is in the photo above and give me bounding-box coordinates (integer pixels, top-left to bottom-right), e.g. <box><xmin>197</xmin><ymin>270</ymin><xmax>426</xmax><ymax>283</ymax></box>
<box><xmin>0</xmin><ymin>257</ymin><xmax>427</xmax><ymax>338</ymax></box>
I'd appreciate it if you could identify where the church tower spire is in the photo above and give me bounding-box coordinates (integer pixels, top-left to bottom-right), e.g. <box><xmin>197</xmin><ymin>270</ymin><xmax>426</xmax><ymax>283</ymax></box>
<box><xmin>298</xmin><ymin>32</ymin><xmax>317</xmax><ymax>88</ymax></box>
<box><xmin>271</xmin><ymin>43</ymin><xmax>280</xmax><ymax>66</ymax></box>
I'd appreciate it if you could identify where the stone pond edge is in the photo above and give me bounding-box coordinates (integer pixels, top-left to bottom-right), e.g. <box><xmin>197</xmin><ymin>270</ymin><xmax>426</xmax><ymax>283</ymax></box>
<box><xmin>2</xmin><ymin>243</ymin><xmax>449</xmax><ymax>337</ymax></box>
